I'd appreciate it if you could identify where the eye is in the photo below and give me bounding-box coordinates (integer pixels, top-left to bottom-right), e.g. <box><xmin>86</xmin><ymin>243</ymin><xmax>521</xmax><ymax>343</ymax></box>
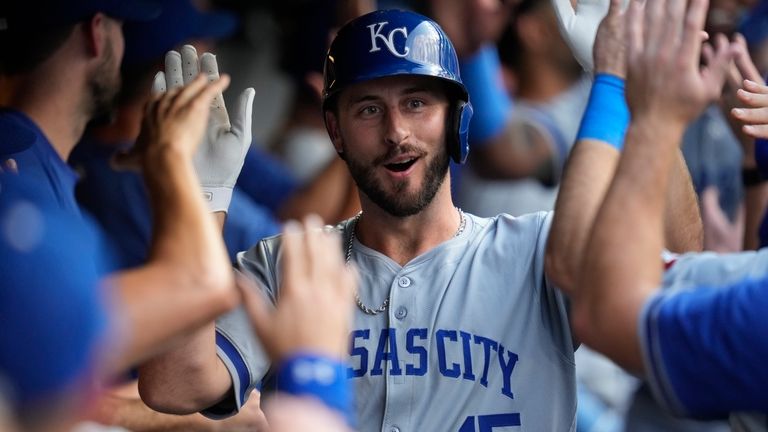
<box><xmin>359</xmin><ymin>105</ymin><xmax>381</xmax><ymax>116</ymax></box>
<box><xmin>407</xmin><ymin>99</ymin><xmax>425</xmax><ymax>109</ymax></box>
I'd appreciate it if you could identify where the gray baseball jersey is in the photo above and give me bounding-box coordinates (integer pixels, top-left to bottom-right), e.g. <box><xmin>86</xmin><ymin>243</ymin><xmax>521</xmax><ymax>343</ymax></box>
<box><xmin>207</xmin><ymin>211</ymin><xmax>577</xmax><ymax>431</ymax></box>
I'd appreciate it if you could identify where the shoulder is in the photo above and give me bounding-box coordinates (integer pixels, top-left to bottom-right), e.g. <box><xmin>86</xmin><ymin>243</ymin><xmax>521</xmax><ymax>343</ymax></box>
<box><xmin>0</xmin><ymin>110</ymin><xmax>37</xmax><ymax>156</ymax></box>
<box><xmin>471</xmin><ymin>211</ymin><xmax>553</xmax><ymax>238</ymax></box>
<box><xmin>237</xmin><ymin>216</ymin><xmax>357</xmax><ymax>271</ymax></box>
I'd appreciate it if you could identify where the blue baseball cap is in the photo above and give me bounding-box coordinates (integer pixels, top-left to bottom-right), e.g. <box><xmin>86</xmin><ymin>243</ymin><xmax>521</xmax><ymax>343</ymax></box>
<box><xmin>0</xmin><ymin>174</ymin><xmax>107</xmax><ymax>409</ymax></box>
<box><xmin>122</xmin><ymin>0</ymin><xmax>237</xmax><ymax>66</ymax></box>
<box><xmin>739</xmin><ymin>0</ymin><xmax>768</xmax><ymax>48</ymax></box>
<box><xmin>0</xmin><ymin>0</ymin><xmax>161</xmax><ymax>31</ymax></box>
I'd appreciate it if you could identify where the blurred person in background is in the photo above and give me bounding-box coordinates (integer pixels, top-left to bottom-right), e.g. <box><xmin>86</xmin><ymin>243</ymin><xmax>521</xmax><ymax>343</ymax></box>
<box><xmin>0</xmin><ymin>0</ymin><xmax>260</xmax><ymax>429</ymax></box>
<box><xmin>70</xmin><ymin>0</ymin><xmax>281</xmax><ymax>268</ymax></box>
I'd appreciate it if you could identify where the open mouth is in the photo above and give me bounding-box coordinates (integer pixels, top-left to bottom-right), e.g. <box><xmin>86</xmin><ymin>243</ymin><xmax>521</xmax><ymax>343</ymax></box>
<box><xmin>384</xmin><ymin>158</ymin><xmax>417</xmax><ymax>172</ymax></box>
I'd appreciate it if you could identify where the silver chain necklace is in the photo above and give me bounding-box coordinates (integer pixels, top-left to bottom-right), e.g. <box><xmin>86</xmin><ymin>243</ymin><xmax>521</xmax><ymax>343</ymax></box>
<box><xmin>346</xmin><ymin>208</ymin><xmax>466</xmax><ymax>315</ymax></box>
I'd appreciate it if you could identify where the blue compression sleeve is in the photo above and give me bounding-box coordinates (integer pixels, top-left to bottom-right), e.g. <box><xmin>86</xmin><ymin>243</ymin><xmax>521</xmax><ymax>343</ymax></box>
<box><xmin>576</xmin><ymin>74</ymin><xmax>630</xmax><ymax>150</ymax></box>
<box><xmin>276</xmin><ymin>353</ymin><xmax>353</xmax><ymax>424</ymax></box>
<box><xmin>459</xmin><ymin>45</ymin><xmax>513</xmax><ymax>145</ymax></box>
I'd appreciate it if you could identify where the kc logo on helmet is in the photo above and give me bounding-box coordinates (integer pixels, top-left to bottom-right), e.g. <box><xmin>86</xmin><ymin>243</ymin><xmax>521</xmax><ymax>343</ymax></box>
<box><xmin>367</xmin><ymin>21</ymin><xmax>409</xmax><ymax>58</ymax></box>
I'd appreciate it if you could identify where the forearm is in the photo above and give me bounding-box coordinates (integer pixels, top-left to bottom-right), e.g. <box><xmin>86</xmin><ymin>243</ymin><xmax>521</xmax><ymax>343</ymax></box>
<box><xmin>663</xmin><ymin>150</ymin><xmax>703</xmax><ymax>252</ymax></box>
<box><xmin>743</xmin><ymin>182</ymin><xmax>768</xmax><ymax>250</ymax></box>
<box><xmin>101</xmin><ymin>153</ymin><xmax>237</xmax><ymax>374</ymax></box>
<box><xmin>469</xmin><ymin>119</ymin><xmax>556</xmax><ymax>181</ymax></box>
<box><xmin>576</xmin><ymin>117</ymin><xmax>684</xmax><ymax>372</ymax></box>
<box><xmin>743</xmin><ymin>139</ymin><xmax>768</xmax><ymax>250</ymax></box>
<box><xmin>138</xmin><ymin>324</ymin><xmax>233</xmax><ymax>415</ymax></box>
<box><xmin>546</xmin><ymin>72</ymin><xmax>628</xmax><ymax>293</ymax></box>
<box><xmin>144</xmin><ymin>149</ymin><xmax>233</xmax><ymax>288</ymax></box>
<box><xmin>545</xmin><ymin>139</ymin><xmax>619</xmax><ymax>294</ymax></box>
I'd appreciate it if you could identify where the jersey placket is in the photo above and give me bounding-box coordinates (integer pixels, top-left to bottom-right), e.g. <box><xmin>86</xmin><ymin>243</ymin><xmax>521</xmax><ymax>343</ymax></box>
<box><xmin>380</xmin><ymin>268</ymin><xmax>418</xmax><ymax>432</ymax></box>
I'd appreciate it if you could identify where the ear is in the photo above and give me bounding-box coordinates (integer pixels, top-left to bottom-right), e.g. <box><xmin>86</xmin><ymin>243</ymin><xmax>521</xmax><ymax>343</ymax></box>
<box><xmin>324</xmin><ymin>110</ymin><xmax>344</xmax><ymax>155</ymax></box>
<box><xmin>82</xmin><ymin>12</ymin><xmax>109</xmax><ymax>59</ymax></box>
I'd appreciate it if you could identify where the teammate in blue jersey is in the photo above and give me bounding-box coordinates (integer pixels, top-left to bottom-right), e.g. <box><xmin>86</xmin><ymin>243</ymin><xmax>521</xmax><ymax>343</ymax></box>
<box><xmin>569</xmin><ymin>0</ymin><xmax>768</xmax><ymax>426</ymax></box>
<box><xmin>138</xmin><ymin>7</ymin><xmax>701</xmax><ymax>431</ymax></box>
<box><xmin>0</xmin><ymin>0</ymin><xmax>249</xmax><ymax>397</ymax></box>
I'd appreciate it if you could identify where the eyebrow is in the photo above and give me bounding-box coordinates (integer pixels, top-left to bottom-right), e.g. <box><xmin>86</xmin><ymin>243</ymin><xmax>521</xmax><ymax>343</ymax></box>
<box><xmin>346</xmin><ymin>87</ymin><xmax>433</xmax><ymax>106</ymax></box>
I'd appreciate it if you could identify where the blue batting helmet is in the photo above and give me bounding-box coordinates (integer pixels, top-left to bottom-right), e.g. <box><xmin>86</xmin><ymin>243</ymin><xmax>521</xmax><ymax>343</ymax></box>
<box><xmin>322</xmin><ymin>9</ymin><xmax>473</xmax><ymax>164</ymax></box>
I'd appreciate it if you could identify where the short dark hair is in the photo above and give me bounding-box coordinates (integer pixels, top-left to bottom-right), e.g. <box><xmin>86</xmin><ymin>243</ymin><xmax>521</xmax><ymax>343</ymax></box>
<box><xmin>0</xmin><ymin>23</ymin><xmax>77</xmax><ymax>75</ymax></box>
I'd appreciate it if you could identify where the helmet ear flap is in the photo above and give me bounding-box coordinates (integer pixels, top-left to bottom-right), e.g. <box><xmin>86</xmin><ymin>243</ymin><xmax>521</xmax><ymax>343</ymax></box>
<box><xmin>449</xmin><ymin>101</ymin><xmax>473</xmax><ymax>164</ymax></box>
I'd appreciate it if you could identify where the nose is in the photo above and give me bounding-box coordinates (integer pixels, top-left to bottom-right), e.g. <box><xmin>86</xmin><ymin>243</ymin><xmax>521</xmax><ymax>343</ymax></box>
<box><xmin>384</xmin><ymin>108</ymin><xmax>410</xmax><ymax>146</ymax></box>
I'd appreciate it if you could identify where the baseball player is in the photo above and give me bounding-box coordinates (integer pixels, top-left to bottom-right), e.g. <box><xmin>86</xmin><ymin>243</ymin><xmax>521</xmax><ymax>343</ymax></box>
<box><xmin>570</xmin><ymin>0</ymin><xmax>768</xmax><ymax>428</ymax></box>
<box><xmin>0</xmin><ymin>0</ymin><xmax>249</xmax><ymax>378</ymax></box>
<box><xmin>138</xmin><ymin>8</ymin><xmax>700</xmax><ymax>431</ymax></box>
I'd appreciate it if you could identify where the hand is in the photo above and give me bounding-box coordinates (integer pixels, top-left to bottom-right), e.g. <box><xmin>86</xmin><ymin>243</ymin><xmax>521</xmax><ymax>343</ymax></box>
<box><xmin>429</xmin><ymin>0</ymin><xmax>514</xmax><ymax>57</ymax></box>
<box><xmin>125</xmin><ymin>45</ymin><xmax>256</xmax><ymax>212</ymax></box>
<box><xmin>715</xmin><ymin>33</ymin><xmax>765</xmax><ymax>165</ymax></box>
<box><xmin>732</xmin><ymin>80</ymin><xmax>768</xmax><ymax>139</ymax></box>
<box><xmin>593</xmin><ymin>0</ymin><xmax>627</xmax><ymax>77</ymax></box>
<box><xmin>214</xmin><ymin>391</ymin><xmax>270</xmax><ymax>431</ymax></box>
<box><xmin>625</xmin><ymin>0</ymin><xmax>736</xmax><ymax>125</ymax></box>
<box><xmin>552</xmin><ymin>0</ymin><xmax>611</xmax><ymax>71</ymax></box>
<box><xmin>239</xmin><ymin>215</ymin><xmax>357</xmax><ymax>362</ymax></box>
<box><xmin>118</xmin><ymin>67</ymin><xmax>230</xmax><ymax>169</ymax></box>
<box><xmin>175</xmin><ymin>45</ymin><xmax>255</xmax><ymax>213</ymax></box>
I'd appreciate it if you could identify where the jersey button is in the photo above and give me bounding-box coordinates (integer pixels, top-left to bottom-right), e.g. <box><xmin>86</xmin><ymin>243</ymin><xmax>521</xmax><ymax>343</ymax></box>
<box><xmin>395</xmin><ymin>306</ymin><xmax>407</xmax><ymax>320</ymax></box>
<box><xmin>397</xmin><ymin>276</ymin><xmax>411</xmax><ymax>288</ymax></box>
<box><xmin>390</xmin><ymin>426</ymin><xmax>401</xmax><ymax>432</ymax></box>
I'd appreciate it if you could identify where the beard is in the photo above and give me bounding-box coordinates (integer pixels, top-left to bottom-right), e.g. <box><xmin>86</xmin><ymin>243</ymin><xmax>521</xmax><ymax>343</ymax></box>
<box><xmin>86</xmin><ymin>41</ymin><xmax>121</xmax><ymax>125</ymax></box>
<box><xmin>344</xmin><ymin>142</ymin><xmax>450</xmax><ymax>217</ymax></box>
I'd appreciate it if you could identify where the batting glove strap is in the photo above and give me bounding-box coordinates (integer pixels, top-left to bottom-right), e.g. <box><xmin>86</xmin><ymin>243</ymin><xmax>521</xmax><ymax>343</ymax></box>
<box><xmin>201</xmin><ymin>187</ymin><xmax>234</xmax><ymax>213</ymax></box>
<box><xmin>276</xmin><ymin>353</ymin><xmax>353</xmax><ymax>425</ymax></box>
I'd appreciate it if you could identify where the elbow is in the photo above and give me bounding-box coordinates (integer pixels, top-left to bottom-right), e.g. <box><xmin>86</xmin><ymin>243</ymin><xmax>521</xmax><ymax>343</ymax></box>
<box><xmin>138</xmin><ymin>371</ymin><xmax>220</xmax><ymax>415</ymax></box>
<box><xmin>138</xmin><ymin>377</ymin><xmax>202</xmax><ymax>415</ymax></box>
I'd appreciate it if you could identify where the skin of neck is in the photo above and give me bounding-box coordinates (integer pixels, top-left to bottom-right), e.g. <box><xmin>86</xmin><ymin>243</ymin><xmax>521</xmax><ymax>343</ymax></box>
<box><xmin>4</xmin><ymin>30</ymin><xmax>97</xmax><ymax>162</ymax></box>
<box><xmin>354</xmin><ymin>171</ymin><xmax>462</xmax><ymax>266</ymax></box>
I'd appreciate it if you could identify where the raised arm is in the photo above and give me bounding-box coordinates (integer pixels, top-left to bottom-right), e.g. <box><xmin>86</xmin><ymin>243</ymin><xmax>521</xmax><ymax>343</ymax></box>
<box><xmin>135</xmin><ymin>46</ymin><xmax>257</xmax><ymax>414</ymax></box>
<box><xmin>545</xmin><ymin>0</ymin><xmax>627</xmax><ymax>293</ymax></box>
<box><xmin>546</xmin><ymin>0</ymin><xmax>702</xmax><ymax>293</ymax></box>
<box><xmin>724</xmin><ymin>37</ymin><xmax>768</xmax><ymax>249</ymax></box>
<box><xmin>101</xmin><ymin>59</ymin><xmax>242</xmax><ymax>375</ymax></box>
<box><xmin>572</xmin><ymin>0</ymin><xmax>735</xmax><ymax>372</ymax></box>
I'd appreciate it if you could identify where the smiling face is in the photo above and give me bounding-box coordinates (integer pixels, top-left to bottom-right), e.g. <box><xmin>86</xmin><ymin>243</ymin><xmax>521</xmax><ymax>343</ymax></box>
<box><xmin>327</xmin><ymin>75</ymin><xmax>451</xmax><ymax>217</ymax></box>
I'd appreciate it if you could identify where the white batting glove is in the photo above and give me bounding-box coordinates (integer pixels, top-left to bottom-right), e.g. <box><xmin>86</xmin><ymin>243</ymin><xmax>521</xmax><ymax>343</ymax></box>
<box><xmin>551</xmin><ymin>0</ymin><xmax>610</xmax><ymax>72</ymax></box>
<box><xmin>155</xmin><ymin>45</ymin><xmax>255</xmax><ymax>213</ymax></box>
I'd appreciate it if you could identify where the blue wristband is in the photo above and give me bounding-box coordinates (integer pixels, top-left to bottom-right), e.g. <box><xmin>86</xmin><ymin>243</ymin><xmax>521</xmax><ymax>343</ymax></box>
<box><xmin>755</xmin><ymin>138</ymin><xmax>768</xmax><ymax>179</ymax></box>
<box><xmin>276</xmin><ymin>353</ymin><xmax>353</xmax><ymax>424</ymax></box>
<box><xmin>459</xmin><ymin>45</ymin><xmax>514</xmax><ymax>145</ymax></box>
<box><xmin>576</xmin><ymin>74</ymin><xmax>630</xmax><ymax>150</ymax></box>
